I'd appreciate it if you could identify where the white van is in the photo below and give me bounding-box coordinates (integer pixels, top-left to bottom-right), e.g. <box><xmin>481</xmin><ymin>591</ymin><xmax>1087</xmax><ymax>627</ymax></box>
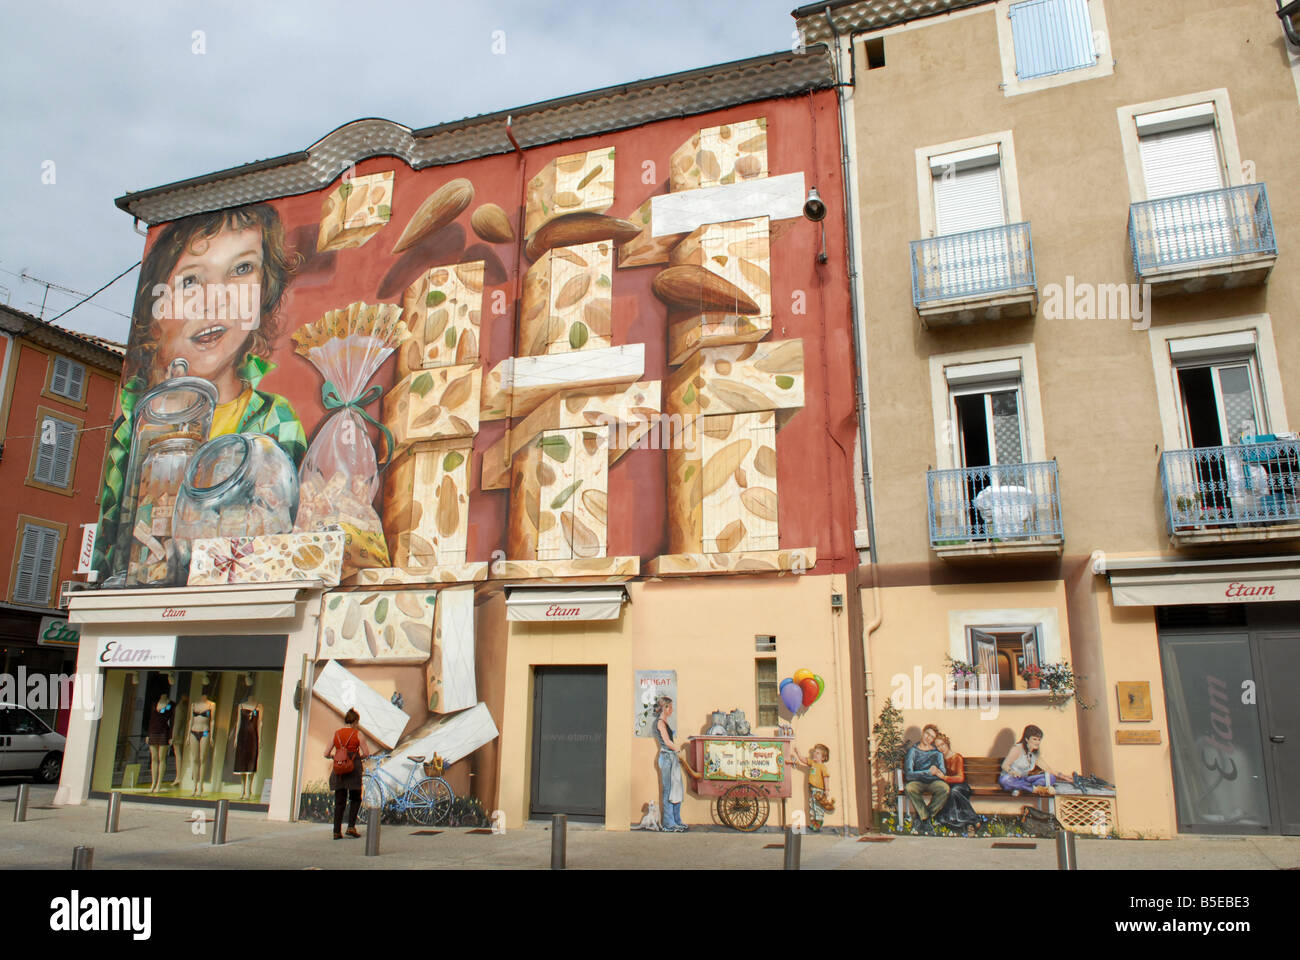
<box><xmin>0</xmin><ymin>703</ymin><xmax>64</xmax><ymax>783</ymax></box>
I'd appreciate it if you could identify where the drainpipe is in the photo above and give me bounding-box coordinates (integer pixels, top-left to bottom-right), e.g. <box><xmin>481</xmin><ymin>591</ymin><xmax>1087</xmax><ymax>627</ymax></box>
<box><xmin>1280</xmin><ymin>1</ymin><xmax>1300</xmax><ymax>47</ymax></box>
<box><xmin>823</xmin><ymin>7</ymin><xmax>885</xmax><ymax>829</ymax></box>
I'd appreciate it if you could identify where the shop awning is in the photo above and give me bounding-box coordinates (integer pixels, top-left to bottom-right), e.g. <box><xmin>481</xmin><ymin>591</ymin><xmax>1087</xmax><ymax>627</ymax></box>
<box><xmin>504</xmin><ymin>585</ymin><xmax>628</xmax><ymax>622</ymax></box>
<box><xmin>1096</xmin><ymin>554</ymin><xmax>1300</xmax><ymax>606</ymax></box>
<box><xmin>68</xmin><ymin>581</ymin><xmax>323</xmax><ymax>624</ymax></box>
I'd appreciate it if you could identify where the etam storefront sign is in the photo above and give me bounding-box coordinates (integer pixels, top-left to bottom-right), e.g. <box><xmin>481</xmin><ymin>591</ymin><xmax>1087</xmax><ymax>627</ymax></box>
<box><xmin>96</xmin><ymin>637</ymin><xmax>176</xmax><ymax>668</ymax></box>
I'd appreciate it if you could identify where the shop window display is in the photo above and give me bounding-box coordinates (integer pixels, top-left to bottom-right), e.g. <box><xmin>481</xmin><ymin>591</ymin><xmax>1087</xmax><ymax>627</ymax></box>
<box><xmin>91</xmin><ymin>668</ymin><xmax>281</xmax><ymax>806</ymax></box>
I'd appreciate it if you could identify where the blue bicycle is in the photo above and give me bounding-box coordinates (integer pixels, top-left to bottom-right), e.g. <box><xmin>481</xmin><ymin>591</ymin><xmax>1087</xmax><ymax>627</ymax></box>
<box><xmin>361</xmin><ymin>752</ymin><xmax>454</xmax><ymax>826</ymax></box>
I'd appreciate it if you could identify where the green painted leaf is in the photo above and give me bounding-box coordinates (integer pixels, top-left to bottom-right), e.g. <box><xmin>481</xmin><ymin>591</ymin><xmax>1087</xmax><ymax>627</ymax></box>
<box><xmin>442</xmin><ymin>450</ymin><xmax>465</xmax><ymax>472</ymax></box>
<box><xmin>375</xmin><ymin>597</ymin><xmax>389</xmax><ymax>624</ymax></box>
<box><xmin>328</xmin><ymin>596</ymin><xmax>342</xmax><ymax>610</ymax></box>
<box><xmin>682</xmin><ymin>384</ymin><xmax>696</xmax><ymax>406</ymax></box>
<box><xmin>427</xmin><ymin>290</ymin><xmax>447</xmax><ymax>307</ymax></box>
<box><xmin>683</xmin><ymin>465</ymin><xmax>696</xmax><ymax>483</ymax></box>
<box><xmin>569</xmin><ymin>322</ymin><xmax>589</xmax><ymax>349</ymax></box>
<box><xmin>411</xmin><ymin>372</ymin><xmax>434</xmax><ymax>398</ymax></box>
<box><xmin>549</xmin><ymin>479</ymin><xmax>584</xmax><ymax>510</ymax></box>
<box><xmin>775</xmin><ymin>375</ymin><xmax>795</xmax><ymax>390</ymax></box>
<box><xmin>426</xmin><ymin>595</ymin><xmax>437</xmax><ymax>605</ymax></box>
<box><xmin>445</xmin><ymin>326</ymin><xmax>458</xmax><ymax>349</ymax></box>
<box><xmin>607</xmin><ymin>149</ymin><xmax>616</xmax><ymax>159</ymax></box>
<box><xmin>338</xmin><ymin>182</ymin><xmax>353</xmax><ymax>201</ymax></box>
<box><xmin>377</xmin><ymin>204</ymin><xmax>391</xmax><ymax>218</ymax></box>
<box><xmin>596</xmin><ymin>274</ymin><xmax>611</xmax><ymax>287</ymax></box>
<box><xmin>538</xmin><ymin>434</ymin><xmax>572</xmax><ymax>463</ymax></box>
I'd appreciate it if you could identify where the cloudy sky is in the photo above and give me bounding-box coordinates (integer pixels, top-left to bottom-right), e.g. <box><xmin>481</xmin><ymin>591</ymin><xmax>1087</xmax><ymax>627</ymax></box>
<box><xmin>0</xmin><ymin>0</ymin><xmax>805</xmax><ymax>342</ymax></box>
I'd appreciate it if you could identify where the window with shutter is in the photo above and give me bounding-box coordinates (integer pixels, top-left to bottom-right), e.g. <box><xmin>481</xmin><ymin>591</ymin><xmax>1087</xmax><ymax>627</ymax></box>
<box><xmin>1008</xmin><ymin>0</ymin><xmax>1097</xmax><ymax>81</ymax></box>
<box><xmin>32</xmin><ymin>416</ymin><xmax>76</xmax><ymax>488</ymax></box>
<box><xmin>1137</xmin><ymin>110</ymin><xmax>1232</xmax><ymax>263</ymax></box>
<box><xmin>49</xmin><ymin>356</ymin><xmax>87</xmax><ymax>402</ymax></box>
<box><xmin>932</xmin><ymin>150</ymin><xmax>1006</xmax><ymax>237</ymax></box>
<box><xmin>12</xmin><ymin>521</ymin><xmax>60</xmax><ymax>606</ymax></box>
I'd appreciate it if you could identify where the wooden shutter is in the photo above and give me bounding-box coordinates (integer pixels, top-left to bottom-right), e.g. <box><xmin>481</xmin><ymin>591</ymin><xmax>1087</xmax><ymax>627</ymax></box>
<box><xmin>50</xmin><ymin>357</ymin><xmax>86</xmax><ymax>402</ymax></box>
<box><xmin>972</xmin><ymin>630</ymin><xmax>999</xmax><ymax>689</ymax></box>
<box><xmin>1009</xmin><ymin>0</ymin><xmax>1097</xmax><ymax>81</ymax></box>
<box><xmin>35</xmin><ymin>417</ymin><xmax>75</xmax><ymax>487</ymax></box>
<box><xmin>13</xmin><ymin>524</ymin><xmax>59</xmax><ymax>606</ymax></box>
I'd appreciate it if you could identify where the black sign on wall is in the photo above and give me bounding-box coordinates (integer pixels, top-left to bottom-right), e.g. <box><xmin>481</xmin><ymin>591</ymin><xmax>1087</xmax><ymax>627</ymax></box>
<box><xmin>175</xmin><ymin>635</ymin><xmax>288</xmax><ymax>670</ymax></box>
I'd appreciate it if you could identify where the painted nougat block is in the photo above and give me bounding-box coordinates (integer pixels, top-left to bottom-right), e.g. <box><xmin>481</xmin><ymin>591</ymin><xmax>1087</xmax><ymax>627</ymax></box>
<box><xmin>396</xmin><ymin>262</ymin><xmax>484</xmax><ymax>376</ymax></box>
<box><xmin>667</xmin><ymin>340</ymin><xmax>804</xmax><ymax>417</ymax></box>
<box><xmin>700</xmin><ymin>411</ymin><xmax>778</xmax><ymax>553</ymax></box>
<box><xmin>187</xmin><ymin>531</ymin><xmax>346</xmax><ymax>587</ymax></box>
<box><xmin>645</xmin><ymin>547</ymin><xmax>815</xmax><ymax>577</ymax></box>
<box><xmin>382</xmin><ymin>439</ymin><xmax>471</xmax><ymax>570</ymax></box>
<box><xmin>312</xmin><ymin>659</ymin><xmax>411</xmax><ymax>749</ymax></box>
<box><xmin>384</xmin><ymin>363</ymin><xmax>480</xmax><ymax>453</ymax></box>
<box><xmin>519</xmin><ymin>242</ymin><xmax>614</xmax><ymax>356</ymax></box>
<box><xmin>509</xmin><ymin>427</ymin><xmax>608</xmax><ymax>562</ymax></box>
<box><xmin>317</xmin><ymin>171</ymin><xmax>395</xmax><ymax>252</ymax></box>
<box><xmin>354</xmin><ymin>562</ymin><xmax>490</xmax><ymax>586</ymax></box>
<box><xmin>669</xmin><ymin>118</ymin><xmax>767</xmax><ymax>192</ymax></box>
<box><xmin>319</xmin><ymin>589</ymin><xmax>436</xmax><ymax>664</ymax></box>
<box><xmin>489</xmin><ymin>556</ymin><xmax>639</xmax><ymax>580</ymax></box>
<box><xmin>373</xmin><ymin>703</ymin><xmax>499</xmax><ymax>794</ymax></box>
<box><xmin>667</xmin><ymin>415</ymin><xmax>703</xmax><ymax>555</ymax></box>
<box><xmin>524</xmin><ymin>147</ymin><xmax>616</xmax><ymax>240</ymax></box>
<box><xmin>667</xmin><ymin>217</ymin><xmax>772</xmax><ymax>365</ymax></box>
<box><xmin>617</xmin><ymin>198</ymin><xmax>687</xmax><ymax>269</ymax></box>
<box><xmin>426</xmin><ymin>585</ymin><xmax>476</xmax><ymax>715</ymax></box>
<box><xmin>480</xmin><ymin>344</ymin><xmax>645</xmax><ymax>421</ymax></box>
<box><xmin>480</xmin><ymin>380</ymin><xmax>661</xmax><ymax>490</ymax></box>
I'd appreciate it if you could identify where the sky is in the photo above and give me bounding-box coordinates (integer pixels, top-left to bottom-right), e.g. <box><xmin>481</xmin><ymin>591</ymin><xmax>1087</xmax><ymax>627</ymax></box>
<box><xmin>0</xmin><ymin>0</ymin><xmax>806</xmax><ymax>343</ymax></box>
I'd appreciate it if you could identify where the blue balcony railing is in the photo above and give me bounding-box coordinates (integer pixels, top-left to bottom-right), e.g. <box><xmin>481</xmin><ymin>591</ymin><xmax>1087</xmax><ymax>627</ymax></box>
<box><xmin>1129</xmin><ymin>183</ymin><xmax>1276</xmax><ymax>277</ymax></box>
<box><xmin>927</xmin><ymin>461</ymin><xmax>1063</xmax><ymax>548</ymax></box>
<box><xmin>1160</xmin><ymin>439</ymin><xmax>1300</xmax><ymax>534</ymax></box>
<box><xmin>911</xmin><ymin>222</ymin><xmax>1037</xmax><ymax>309</ymax></box>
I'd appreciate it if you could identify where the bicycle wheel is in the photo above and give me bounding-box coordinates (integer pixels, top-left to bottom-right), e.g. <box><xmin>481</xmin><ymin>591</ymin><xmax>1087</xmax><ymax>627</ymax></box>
<box><xmin>407</xmin><ymin>777</ymin><xmax>453</xmax><ymax>826</ymax></box>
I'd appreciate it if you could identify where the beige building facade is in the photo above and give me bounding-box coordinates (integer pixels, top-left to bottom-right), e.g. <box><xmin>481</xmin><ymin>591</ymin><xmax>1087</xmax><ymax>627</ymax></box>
<box><xmin>797</xmin><ymin>0</ymin><xmax>1300</xmax><ymax>836</ymax></box>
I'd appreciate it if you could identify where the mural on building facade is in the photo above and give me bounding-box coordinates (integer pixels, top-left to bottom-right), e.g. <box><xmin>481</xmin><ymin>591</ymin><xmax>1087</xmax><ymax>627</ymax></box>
<box><xmin>94</xmin><ymin>111</ymin><xmax>837</xmax><ymax>818</ymax></box>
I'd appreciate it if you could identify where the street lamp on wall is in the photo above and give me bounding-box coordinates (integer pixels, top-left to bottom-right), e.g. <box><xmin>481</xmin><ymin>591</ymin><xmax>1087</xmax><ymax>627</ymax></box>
<box><xmin>804</xmin><ymin>187</ymin><xmax>829</xmax><ymax>264</ymax></box>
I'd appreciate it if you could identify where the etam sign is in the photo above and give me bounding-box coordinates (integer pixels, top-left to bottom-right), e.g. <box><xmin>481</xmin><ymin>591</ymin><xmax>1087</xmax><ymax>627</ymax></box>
<box><xmin>96</xmin><ymin>637</ymin><xmax>176</xmax><ymax>668</ymax></box>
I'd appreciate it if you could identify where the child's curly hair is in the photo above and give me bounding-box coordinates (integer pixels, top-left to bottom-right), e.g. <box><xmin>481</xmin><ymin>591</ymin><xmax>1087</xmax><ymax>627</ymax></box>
<box><xmin>125</xmin><ymin>203</ymin><xmax>297</xmax><ymax>388</ymax></box>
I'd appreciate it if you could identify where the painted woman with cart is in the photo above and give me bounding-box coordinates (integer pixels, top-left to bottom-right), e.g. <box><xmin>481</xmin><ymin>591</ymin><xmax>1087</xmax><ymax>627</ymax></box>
<box><xmin>654</xmin><ymin>696</ymin><xmax>687</xmax><ymax>832</ymax></box>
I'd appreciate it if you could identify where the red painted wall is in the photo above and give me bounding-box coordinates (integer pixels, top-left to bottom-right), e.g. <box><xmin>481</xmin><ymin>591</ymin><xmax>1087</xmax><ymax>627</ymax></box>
<box><xmin>134</xmin><ymin>88</ymin><xmax>859</xmax><ymax>574</ymax></box>
<box><xmin>1</xmin><ymin>340</ymin><xmax>118</xmax><ymax>605</ymax></box>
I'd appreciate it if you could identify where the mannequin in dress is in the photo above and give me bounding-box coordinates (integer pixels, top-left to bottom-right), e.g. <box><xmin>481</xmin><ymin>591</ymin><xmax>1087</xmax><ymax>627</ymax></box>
<box><xmin>230</xmin><ymin>675</ymin><xmax>263</xmax><ymax>801</ymax></box>
<box><xmin>189</xmin><ymin>678</ymin><xmax>217</xmax><ymax>798</ymax></box>
<box><xmin>147</xmin><ymin>693</ymin><xmax>176</xmax><ymax>793</ymax></box>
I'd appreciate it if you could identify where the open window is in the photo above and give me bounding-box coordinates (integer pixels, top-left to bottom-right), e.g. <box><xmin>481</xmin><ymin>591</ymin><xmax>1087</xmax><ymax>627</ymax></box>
<box><xmin>968</xmin><ymin>625</ymin><xmax>1042</xmax><ymax>691</ymax></box>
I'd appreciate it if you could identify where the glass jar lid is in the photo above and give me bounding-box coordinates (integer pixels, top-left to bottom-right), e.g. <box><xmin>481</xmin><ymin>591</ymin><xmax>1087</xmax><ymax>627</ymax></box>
<box><xmin>182</xmin><ymin>433</ymin><xmax>251</xmax><ymax>501</ymax></box>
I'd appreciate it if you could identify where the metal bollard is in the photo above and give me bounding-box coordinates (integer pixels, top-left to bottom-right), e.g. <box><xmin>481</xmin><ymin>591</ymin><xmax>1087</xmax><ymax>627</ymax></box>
<box><xmin>1055</xmin><ymin>827</ymin><xmax>1077</xmax><ymax>870</ymax></box>
<box><xmin>364</xmin><ymin>806</ymin><xmax>380</xmax><ymax>857</ymax></box>
<box><xmin>211</xmin><ymin>799</ymin><xmax>229</xmax><ymax>846</ymax></box>
<box><xmin>551</xmin><ymin>814</ymin><xmax>567</xmax><ymax>870</ymax></box>
<box><xmin>13</xmin><ymin>784</ymin><xmax>30</xmax><ymax>823</ymax></box>
<box><xmin>105</xmin><ymin>792</ymin><xmax>122</xmax><ymax>833</ymax></box>
<box><xmin>783</xmin><ymin>825</ymin><xmax>801</xmax><ymax>870</ymax></box>
<box><xmin>72</xmin><ymin>846</ymin><xmax>94</xmax><ymax>870</ymax></box>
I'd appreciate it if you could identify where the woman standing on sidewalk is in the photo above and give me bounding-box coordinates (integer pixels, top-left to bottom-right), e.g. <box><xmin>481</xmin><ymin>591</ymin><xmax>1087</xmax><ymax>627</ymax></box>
<box><xmin>325</xmin><ymin>709</ymin><xmax>369</xmax><ymax>839</ymax></box>
<box><xmin>653</xmin><ymin>696</ymin><xmax>687</xmax><ymax>832</ymax></box>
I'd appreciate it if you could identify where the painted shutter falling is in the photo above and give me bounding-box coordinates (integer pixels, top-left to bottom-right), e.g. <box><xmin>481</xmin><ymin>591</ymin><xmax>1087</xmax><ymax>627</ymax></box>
<box><xmin>933</xmin><ymin>162</ymin><xmax>1006</xmax><ymax>237</ymax></box>
<box><xmin>1139</xmin><ymin>123</ymin><xmax>1225</xmax><ymax>200</ymax></box>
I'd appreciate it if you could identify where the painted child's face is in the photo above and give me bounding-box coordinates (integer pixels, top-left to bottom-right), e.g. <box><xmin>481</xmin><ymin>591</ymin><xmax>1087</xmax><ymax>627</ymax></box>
<box><xmin>156</xmin><ymin>226</ymin><xmax>263</xmax><ymax>384</ymax></box>
<box><xmin>813</xmin><ymin>748</ymin><xmax>826</xmax><ymax>763</ymax></box>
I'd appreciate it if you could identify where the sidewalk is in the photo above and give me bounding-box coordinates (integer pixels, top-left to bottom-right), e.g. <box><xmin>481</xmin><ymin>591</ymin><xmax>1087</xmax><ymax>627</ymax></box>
<box><xmin>2</xmin><ymin>786</ymin><xmax>1297</xmax><ymax>870</ymax></box>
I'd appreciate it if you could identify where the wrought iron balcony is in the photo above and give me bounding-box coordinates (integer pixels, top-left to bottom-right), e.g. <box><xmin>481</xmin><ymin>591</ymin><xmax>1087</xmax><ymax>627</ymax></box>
<box><xmin>1160</xmin><ymin>438</ymin><xmax>1300</xmax><ymax>542</ymax></box>
<box><xmin>1129</xmin><ymin>184</ymin><xmax>1277</xmax><ymax>294</ymax></box>
<box><xmin>927</xmin><ymin>460</ymin><xmax>1063</xmax><ymax>556</ymax></box>
<box><xmin>911</xmin><ymin>222</ymin><xmax>1037</xmax><ymax>327</ymax></box>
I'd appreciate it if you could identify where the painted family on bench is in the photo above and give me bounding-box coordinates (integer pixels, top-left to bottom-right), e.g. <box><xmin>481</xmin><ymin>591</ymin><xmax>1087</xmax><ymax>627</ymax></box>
<box><xmin>904</xmin><ymin>723</ymin><xmax>1067</xmax><ymax>834</ymax></box>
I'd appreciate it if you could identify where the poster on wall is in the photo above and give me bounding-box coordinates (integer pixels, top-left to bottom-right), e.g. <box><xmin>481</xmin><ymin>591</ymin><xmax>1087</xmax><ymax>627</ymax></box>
<box><xmin>634</xmin><ymin>670</ymin><xmax>676</xmax><ymax>738</ymax></box>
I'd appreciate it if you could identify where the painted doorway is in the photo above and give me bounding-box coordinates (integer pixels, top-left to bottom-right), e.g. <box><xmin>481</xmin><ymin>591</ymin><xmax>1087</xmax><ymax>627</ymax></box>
<box><xmin>530</xmin><ymin>666</ymin><xmax>607</xmax><ymax>822</ymax></box>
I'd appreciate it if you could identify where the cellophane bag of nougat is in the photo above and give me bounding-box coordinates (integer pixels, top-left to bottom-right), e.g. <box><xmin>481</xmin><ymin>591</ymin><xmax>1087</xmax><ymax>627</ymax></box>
<box><xmin>292</xmin><ymin>302</ymin><xmax>408</xmax><ymax>575</ymax></box>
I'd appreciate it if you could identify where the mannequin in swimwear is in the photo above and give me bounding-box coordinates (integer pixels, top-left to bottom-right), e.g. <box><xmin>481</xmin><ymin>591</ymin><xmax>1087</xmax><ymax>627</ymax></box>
<box><xmin>189</xmin><ymin>686</ymin><xmax>217</xmax><ymax>797</ymax></box>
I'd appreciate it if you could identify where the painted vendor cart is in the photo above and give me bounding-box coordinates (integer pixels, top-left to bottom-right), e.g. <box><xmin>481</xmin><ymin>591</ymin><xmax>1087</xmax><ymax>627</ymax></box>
<box><xmin>679</xmin><ymin>736</ymin><xmax>792</xmax><ymax>832</ymax></box>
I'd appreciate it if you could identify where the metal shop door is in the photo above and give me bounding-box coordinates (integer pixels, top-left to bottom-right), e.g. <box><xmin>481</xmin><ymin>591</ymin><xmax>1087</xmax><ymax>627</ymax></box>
<box><xmin>530</xmin><ymin>667</ymin><xmax>607</xmax><ymax>821</ymax></box>
<box><xmin>1256</xmin><ymin>628</ymin><xmax>1300</xmax><ymax>835</ymax></box>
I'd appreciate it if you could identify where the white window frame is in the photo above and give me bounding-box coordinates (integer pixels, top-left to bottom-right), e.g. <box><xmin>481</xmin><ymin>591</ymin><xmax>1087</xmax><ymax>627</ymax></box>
<box><xmin>967</xmin><ymin>624</ymin><xmax>1043</xmax><ymax>691</ymax></box>
<box><xmin>1117</xmin><ymin>89</ymin><xmax>1246</xmax><ymax>203</ymax></box>
<box><xmin>1148</xmin><ymin>315</ymin><xmax>1289</xmax><ymax>452</ymax></box>
<box><xmin>996</xmin><ymin>0</ymin><xmax>1113</xmax><ymax>97</ymax></box>
<box><xmin>949</xmin><ymin>380</ymin><xmax>1028</xmax><ymax>469</ymax></box>
<box><xmin>929</xmin><ymin>344</ymin><xmax>1046</xmax><ymax>470</ymax></box>
<box><xmin>915</xmin><ymin>131</ymin><xmax>1022</xmax><ymax>239</ymax></box>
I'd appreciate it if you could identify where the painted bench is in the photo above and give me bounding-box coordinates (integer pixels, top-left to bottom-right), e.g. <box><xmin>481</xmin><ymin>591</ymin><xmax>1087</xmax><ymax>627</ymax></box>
<box><xmin>894</xmin><ymin>756</ymin><xmax>1056</xmax><ymax>825</ymax></box>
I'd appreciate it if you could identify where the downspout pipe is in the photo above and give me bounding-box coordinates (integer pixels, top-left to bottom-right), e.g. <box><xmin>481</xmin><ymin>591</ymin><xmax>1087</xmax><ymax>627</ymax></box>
<box><xmin>824</xmin><ymin>7</ymin><xmax>885</xmax><ymax>830</ymax></box>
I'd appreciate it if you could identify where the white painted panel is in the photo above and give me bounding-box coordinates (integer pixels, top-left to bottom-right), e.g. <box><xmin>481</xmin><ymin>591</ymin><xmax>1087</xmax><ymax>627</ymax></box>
<box><xmin>311</xmin><ymin>659</ymin><xmax>411</xmax><ymax>749</ymax></box>
<box><xmin>652</xmin><ymin>172</ymin><xmax>805</xmax><ymax>237</ymax></box>
<box><xmin>374</xmin><ymin>702</ymin><xmax>499</xmax><ymax>794</ymax></box>
<box><xmin>436</xmin><ymin>586</ymin><xmax>477</xmax><ymax>714</ymax></box>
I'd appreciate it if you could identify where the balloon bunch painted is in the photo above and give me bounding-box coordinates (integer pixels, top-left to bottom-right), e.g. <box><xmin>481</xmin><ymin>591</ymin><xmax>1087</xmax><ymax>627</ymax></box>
<box><xmin>779</xmin><ymin>669</ymin><xmax>824</xmax><ymax>713</ymax></box>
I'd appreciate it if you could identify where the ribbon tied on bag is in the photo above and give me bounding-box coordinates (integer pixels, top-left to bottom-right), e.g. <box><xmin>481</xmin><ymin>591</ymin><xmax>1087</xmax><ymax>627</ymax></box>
<box><xmin>319</xmin><ymin>381</ymin><xmax>396</xmax><ymax>468</ymax></box>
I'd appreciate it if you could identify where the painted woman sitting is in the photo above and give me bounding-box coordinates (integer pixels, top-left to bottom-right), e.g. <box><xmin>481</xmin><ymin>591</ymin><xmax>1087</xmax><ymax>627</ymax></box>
<box><xmin>999</xmin><ymin>724</ymin><xmax>1069</xmax><ymax>796</ymax></box>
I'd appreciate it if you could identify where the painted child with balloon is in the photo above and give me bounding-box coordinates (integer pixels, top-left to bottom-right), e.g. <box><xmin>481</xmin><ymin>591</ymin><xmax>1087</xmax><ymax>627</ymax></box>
<box><xmin>781</xmin><ymin>669</ymin><xmax>834</xmax><ymax>831</ymax></box>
